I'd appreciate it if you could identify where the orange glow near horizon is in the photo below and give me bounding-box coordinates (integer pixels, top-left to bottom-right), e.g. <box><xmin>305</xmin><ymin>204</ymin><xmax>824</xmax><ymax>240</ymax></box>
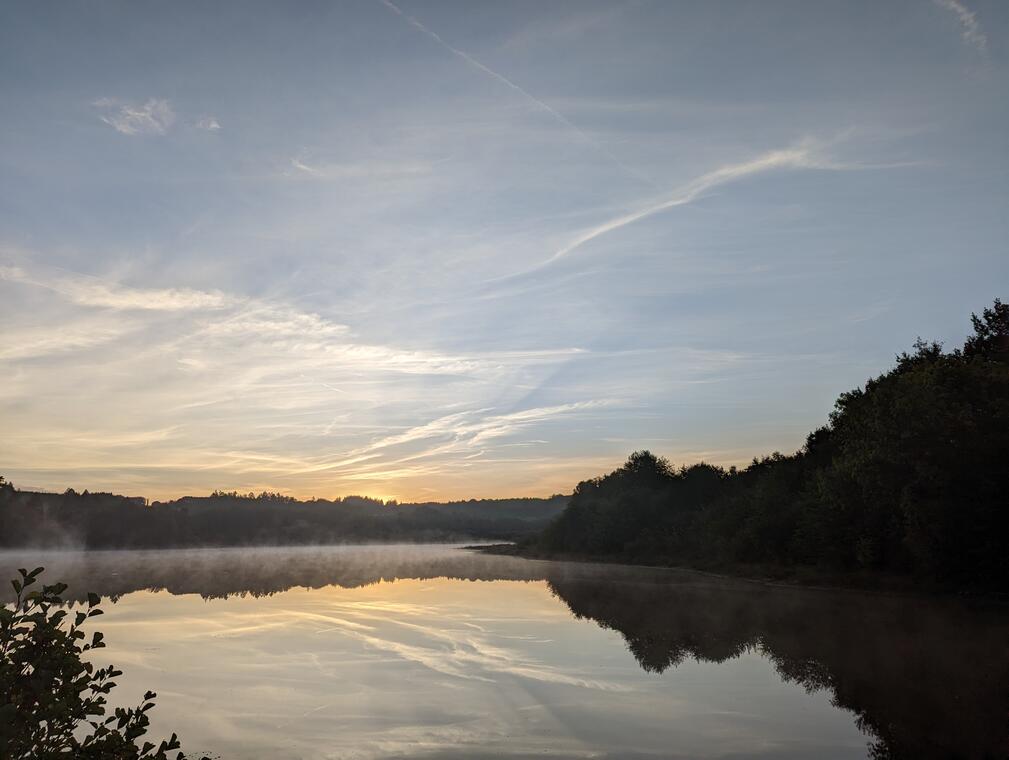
<box><xmin>3</xmin><ymin>448</ymin><xmax>769</xmax><ymax>504</ymax></box>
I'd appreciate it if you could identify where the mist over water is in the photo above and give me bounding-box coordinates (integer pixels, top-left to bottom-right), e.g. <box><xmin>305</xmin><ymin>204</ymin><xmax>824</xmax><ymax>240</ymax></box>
<box><xmin>2</xmin><ymin>545</ymin><xmax>1005</xmax><ymax>759</ymax></box>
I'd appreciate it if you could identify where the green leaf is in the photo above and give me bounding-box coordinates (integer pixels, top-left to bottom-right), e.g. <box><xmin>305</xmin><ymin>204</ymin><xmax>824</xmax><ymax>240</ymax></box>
<box><xmin>2</xmin><ymin>569</ymin><xmax>192</xmax><ymax>757</ymax></box>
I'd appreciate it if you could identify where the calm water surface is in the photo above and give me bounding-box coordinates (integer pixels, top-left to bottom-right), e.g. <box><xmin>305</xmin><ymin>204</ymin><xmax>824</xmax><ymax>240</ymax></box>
<box><xmin>3</xmin><ymin>545</ymin><xmax>1006</xmax><ymax>759</ymax></box>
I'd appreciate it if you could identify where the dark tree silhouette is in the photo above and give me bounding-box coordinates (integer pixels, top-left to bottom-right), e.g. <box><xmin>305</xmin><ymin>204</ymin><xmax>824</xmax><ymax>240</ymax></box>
<box><xmin>533</xmin><ymin>299</ymin><xmax>1009</xmax><ymax>591</ymax></box>
<box><xmin>547</xmin><ymin>570</ymin><xmax>1009</xmax><ymax>759</ymax></box>
<box><xmin>963</xmin><ymin>297</ymin><xmax>1009</xmax><ymax>359</ymax></box>
<box><xmin>0</xmin><ymin>484</ymin><xmax>567</xmax><ymax>550</ymax></box>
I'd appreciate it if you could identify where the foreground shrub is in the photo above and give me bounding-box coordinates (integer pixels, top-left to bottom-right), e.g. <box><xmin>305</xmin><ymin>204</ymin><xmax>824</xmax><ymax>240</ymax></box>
<box><xmin>0</xmin><ymin>567</ymin><xmax>206</xmax><ymax>759</ymax></box>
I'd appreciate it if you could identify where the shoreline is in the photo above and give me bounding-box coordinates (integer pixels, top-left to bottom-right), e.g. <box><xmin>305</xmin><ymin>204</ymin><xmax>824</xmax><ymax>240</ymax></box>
<box><xmin>473</xmin><ymin>543</ymin><xmax>1009</xmax><ymax>601</ymax></box>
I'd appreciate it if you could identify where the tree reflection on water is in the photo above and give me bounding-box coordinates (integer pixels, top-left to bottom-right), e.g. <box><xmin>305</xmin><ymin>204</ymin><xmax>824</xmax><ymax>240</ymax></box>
<box><xmin>2</xmin><ymin>545</ymin><xmax>1005</xmax><ymax>759</ymax></box>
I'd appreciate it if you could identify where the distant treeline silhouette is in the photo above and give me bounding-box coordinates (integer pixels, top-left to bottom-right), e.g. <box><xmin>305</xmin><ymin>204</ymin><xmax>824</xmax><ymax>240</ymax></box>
<box><xmin>531</xmin><ymin>299</ymin><xmax>1009</xmax><ymax>590</ymax></box>
<box><xmin>0</xmin><ymin>484</ymin><xmax>567</xmax><ymax>549</ymax></box>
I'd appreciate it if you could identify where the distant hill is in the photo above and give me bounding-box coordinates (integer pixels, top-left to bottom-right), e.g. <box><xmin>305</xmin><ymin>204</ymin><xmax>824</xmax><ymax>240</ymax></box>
<box><xmin>0</xmin><ymin>483</ymin><xmax>568</xmax><ymax>549</ymax></box>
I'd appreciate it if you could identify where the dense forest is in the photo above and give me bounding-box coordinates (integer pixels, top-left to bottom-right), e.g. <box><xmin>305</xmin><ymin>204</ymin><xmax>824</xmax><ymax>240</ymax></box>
<box><xmin>530</xmin><ymin>299</ymin><xmax>1009</xmax><ymax>590</ymax></box>
<box><xmin>0</xmin><ymin>486</ymin><xmax>567</xmax><ymax>548</ymax></box>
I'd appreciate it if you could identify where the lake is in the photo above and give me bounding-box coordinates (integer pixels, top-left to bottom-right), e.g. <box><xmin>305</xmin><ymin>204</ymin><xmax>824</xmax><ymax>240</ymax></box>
<box><xmin>2</xmin><ymin>544</ymin><xmax>1006</xmax><ymax>759</ymax></box>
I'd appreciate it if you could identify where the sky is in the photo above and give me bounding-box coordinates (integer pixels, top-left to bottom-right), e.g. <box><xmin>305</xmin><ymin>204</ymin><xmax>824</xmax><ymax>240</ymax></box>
<box><xmin>1</xmin><ymin>0</ymin><xmax>1006</xmax><ymax>501</ymax></box>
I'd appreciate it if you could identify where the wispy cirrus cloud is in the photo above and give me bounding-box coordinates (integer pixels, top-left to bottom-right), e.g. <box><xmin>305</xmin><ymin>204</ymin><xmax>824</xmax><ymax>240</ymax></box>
<box><xmin>2</xmin><ymin>262</ymin><xmax>582</xmax><ymax>382</ymax></box>
<box><xmin>94</xmin><ymin>97</ymin><xmax>175</xmax><ymax>135</ymax></box>
<box><xmin>0</xmin><ymin>265</ymin><xmax>235</xmax><ymax>311</ymax></box>
<box><xmin>934</xmin><ymin>0</ymin><xmax>987</xmax><ymax>54</ymax></box>
<box><xmin>195</xmin><ymin>116</ymin><xmax>221</xmax><ymax>131</ymax></box>
<box><xmin>1</xmin><ymin>261</ymin><xmax>600</xmax><ymax>499</ymax></box>
<box><xmin>289</xmin><ymin>157</ymin><xmax>432</xmax><ymax>181</ymax></box>
<box><xmin>503</xmin><ymin>4</ymin><xmax>628</xmax><ymax>50</ymax></box>
<box><xmin>0</xmin><ymin>263</ymin><xmax>486</xmax><ymax>374</ymax></box>
<box><xmin>354</xmin><ymin>401</ymin><xmax>608</xmax><ymax>459</ymax></box>
<box><xmin>282</xmin><ymin>401</ymin><xmax>612</xmax><ymax>485</ymax></box>
<box><xmin>492</xmin><ymin>138</ymin><xmax>898</xmax><ymax>278</ymax></box>
<box><xmin>542</xmin><ymin>143</ymin><xmax>830</xmax><ymax>268</ymax></box>
<box><xmin>190</xmin><ymin>300</ymin><xmax>489</xmax><ymax>377</ymax></box>
<box><xmin>376</xmin><ymin>0</ymin><xmax>652</xmax><ymax>187</ymax></box>
<box><xmin>0</xmin><ymin>321</ymin><xmax>133</xmax><ymax>361</ymax></box>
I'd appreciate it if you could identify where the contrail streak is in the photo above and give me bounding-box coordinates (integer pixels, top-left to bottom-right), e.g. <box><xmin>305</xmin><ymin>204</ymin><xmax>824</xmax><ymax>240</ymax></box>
<box><xmin>477</xmin><ymin>143</ymin><xmax>834</xmax><ymax>290</ymax></box>
<box><xmin>543</xmin><ymin>145</ymin><xmax>821</xmax><ymax>266</ymax></box>
<box><xmin>378</xmin><ymin>0</ymin><xmax>654</xmax><ymax>187</ymax></box>
<box><xmin>934</xmin><ymin>0</ymin><xmax>987</xmax><ymax>55</ymax></box>
<box><xmin>482</xmin><ymin>140</ymin><xmax>914</xmax><ymax>284</ymax></box>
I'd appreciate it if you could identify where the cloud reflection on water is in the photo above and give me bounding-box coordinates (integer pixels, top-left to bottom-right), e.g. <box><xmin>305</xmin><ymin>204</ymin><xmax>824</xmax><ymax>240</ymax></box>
<box><xmin>2</xmin><ymin>545</ymin><xmax>1005</xmax><ymax>758</ymax></box>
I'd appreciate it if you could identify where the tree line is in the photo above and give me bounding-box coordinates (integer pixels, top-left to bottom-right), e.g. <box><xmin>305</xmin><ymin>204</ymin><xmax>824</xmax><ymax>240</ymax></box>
<box><xmin>532</xmin><ymin>299</ymin><xmax>1009</xmax><ymax>590</ymax></box>
<box><xmin>0</xmin><ymin>483</ymin><xmax>567</xmax><ymax>549</ymax></box>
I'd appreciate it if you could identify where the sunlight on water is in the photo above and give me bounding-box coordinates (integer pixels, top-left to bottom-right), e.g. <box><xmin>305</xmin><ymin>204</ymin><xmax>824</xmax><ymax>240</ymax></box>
<box><xmin>90</xmin><ymin>580</ymin><xmax>865</xmax><ymax>759</ymax></box>
<box><xmin>4</xmin><ymin>544</ymin><xmax>1005</xmax><ymax>759</ymax></box>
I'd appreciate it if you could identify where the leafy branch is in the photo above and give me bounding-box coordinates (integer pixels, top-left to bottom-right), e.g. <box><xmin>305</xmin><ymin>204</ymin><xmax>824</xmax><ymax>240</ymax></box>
<box><xmin>0</xmin><ymin>567</ymin><xmax>207</xmax><ymax>760</ymax></box>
